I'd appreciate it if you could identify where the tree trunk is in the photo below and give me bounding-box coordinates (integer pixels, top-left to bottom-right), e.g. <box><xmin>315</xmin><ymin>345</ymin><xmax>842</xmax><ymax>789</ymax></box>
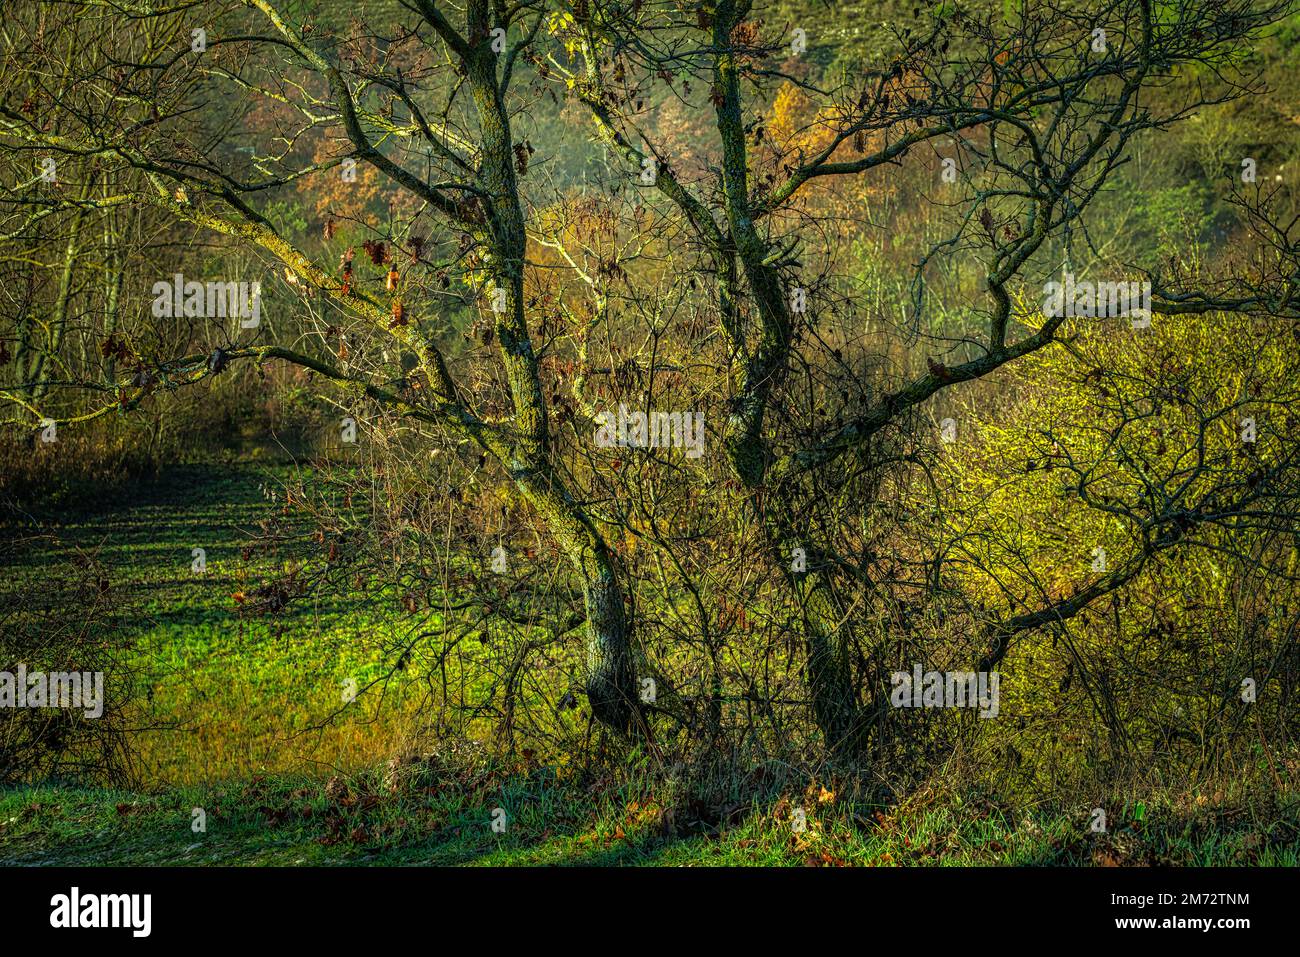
<box><xmin>460</xmin><ymin>29</ymin><xmax>637</xmax><ymax>731</ymax></box>
<box><xmin>797</xmin><ymin>573</ymin><xmax>865</xmax><ymax>755</ymax></box>
<box><xmin>513</xmin><ymin>465</ymin><xmax>637</xmax><ymax>731</ymax></box>
<box><xmin>580</xmin><ymin>558</ymin><xmax>636</xmax><ymax>730</ymax></box>
<box><xmin>29</xmin><ymin>177</ymin><xmax>94</xmax><ymax>401</ymax></box>
<box><xmin>709</xmin><ymin>7</ymin><xmax>864</xmax><ymax>754</ymax></box>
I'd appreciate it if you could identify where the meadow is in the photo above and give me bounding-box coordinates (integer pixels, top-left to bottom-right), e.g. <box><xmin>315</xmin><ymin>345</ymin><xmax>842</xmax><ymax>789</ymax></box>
<box><xmin>2</xmin><ymin>464</ymin><xmax>1295</xmax><ymax>865</ymax></box>
<box><xmin>3</xmin><ymin>0</ymin><xmax>1299</xmax><ymax>870</ymax></box>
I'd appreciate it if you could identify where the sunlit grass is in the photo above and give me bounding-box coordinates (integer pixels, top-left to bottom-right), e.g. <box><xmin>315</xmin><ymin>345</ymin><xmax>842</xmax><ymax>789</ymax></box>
<box><xmin>5</xmin><ymin>463</ymin><xmax>1296</xmax><ymax>865</ymax></box>
<box><xmin>6</xmin><ymin>463</ymin><xmax>452</xmax><ymax>785</ymax></box>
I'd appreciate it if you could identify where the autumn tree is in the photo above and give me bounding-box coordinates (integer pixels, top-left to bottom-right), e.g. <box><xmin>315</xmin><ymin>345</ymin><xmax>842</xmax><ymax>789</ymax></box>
<box><xmin>3</xmin><ymin>0</ymin><xmax>1299</xmax><ymax>761</ymax></box>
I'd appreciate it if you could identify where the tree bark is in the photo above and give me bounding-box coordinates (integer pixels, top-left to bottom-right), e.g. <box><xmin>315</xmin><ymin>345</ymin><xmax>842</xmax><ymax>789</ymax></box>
<box><xmin>513</xmin><ymin>465</ymin><xmax>636</xmax><ymax>730</ymax></box>
<box><xmin>439</xmin><ymin>13</ymin><xmax>639</xmax><ymax>731</ymax></box>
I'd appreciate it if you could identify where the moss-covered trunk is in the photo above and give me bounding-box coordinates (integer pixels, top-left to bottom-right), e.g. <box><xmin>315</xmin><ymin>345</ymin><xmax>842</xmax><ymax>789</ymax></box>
<box><xmin>796</xmin><ymin>570</ymin><xmax>866</xmax><ymax>755</ymax></box>
<box><xmin>513</xmin><ymin>465</ymin><xmax>636</xmax><ymax>730</ymax></box>
<box><xmin>464</xmin><ymin>25</ymin><xmax>636</xmax><ymax>730</ymax></box>
<box><xmin>711</xmin><ymin>3</ymin><xmax>864</xmax><ymax>754</ymax></box>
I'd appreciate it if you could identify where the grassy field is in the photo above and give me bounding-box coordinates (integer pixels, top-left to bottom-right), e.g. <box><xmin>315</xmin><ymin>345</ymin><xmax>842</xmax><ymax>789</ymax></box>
<box><xmin>4</xmin><ymin>462</ymin><xmax>445</xmax><ymax>784</ymax></box>
<box><xmin>2</xmin><ymin>465</ymin><xmax>1297</xmax><ymax>866</ymax></box>
<box><xmin>4</xmin><ymin>772</ymin><xmax>1295</xmax><ymax>866</ymax></box>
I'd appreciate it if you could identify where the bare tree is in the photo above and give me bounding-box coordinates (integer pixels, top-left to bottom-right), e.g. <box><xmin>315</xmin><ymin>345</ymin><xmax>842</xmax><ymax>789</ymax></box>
<box><xmin>3</xmin><ymin>0</ymin><xmax>1297</xmax><ymax>761</ymax></box>
<box><xmin>567</xmin><ymin>0</ymin><xmax>1300</xmax><ymax>749</ymax></box>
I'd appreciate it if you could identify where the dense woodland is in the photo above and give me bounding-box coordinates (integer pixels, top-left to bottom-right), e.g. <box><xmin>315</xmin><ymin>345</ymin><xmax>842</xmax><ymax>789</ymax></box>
<box><xmin>1</xmin><ymin>0</ymin><xmax>1298</xmax><ymax>864</ymax></box>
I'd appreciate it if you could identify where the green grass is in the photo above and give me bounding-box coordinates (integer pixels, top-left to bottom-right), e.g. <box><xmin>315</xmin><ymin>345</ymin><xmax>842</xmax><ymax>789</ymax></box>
<box><xmin>3</xmin><ymin>770</ymin><xmax>1295</xmax><ymax>866</ymax></box>
<box><xmin>4</xmin><ymin>464</ymin><xmax>1297</xmax><ymax>866</ymax></box>
<box><xmin>5</xmin><ymin>462</ymin><xmax>456</xmax><ymax>783</ymax></box>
